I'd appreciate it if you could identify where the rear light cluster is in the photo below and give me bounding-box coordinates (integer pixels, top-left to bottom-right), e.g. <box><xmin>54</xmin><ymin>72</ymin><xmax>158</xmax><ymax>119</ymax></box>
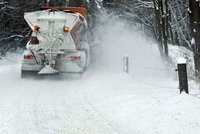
<box><xmin>32</xmin><ymin>25</ymin><xmax>40</xmax><ymax>31</ymax></box>
<box><xmin>70</xmin><ymin>56</ymin><xmax>81</xmax><ymax>61</ymax></box>
<box><xmin>63</xmin><ymin>26</ymin><xmax>70</xmax><ymax>33</ymax></box>
<box><xmin>24</xmin><ymin>55</ymin><xmax>33</xmax><ymax>59</ymax></box>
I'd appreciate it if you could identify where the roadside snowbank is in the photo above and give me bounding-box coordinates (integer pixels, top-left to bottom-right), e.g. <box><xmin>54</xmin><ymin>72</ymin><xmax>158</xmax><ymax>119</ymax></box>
<box><xmin>168</xmin><ymin>45</ymin><xmax>200</xmax><ymax>97</ymax></box>
<box><xmin>83</xmin><ymin>73</ymin><xmax>200</xmax><ymax>134</ymax></box>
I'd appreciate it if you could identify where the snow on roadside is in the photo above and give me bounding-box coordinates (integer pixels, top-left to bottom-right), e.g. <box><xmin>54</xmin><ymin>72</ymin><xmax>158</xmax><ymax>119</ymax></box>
<box><xmin>85</xmin><ymin>12</ymin><xmax>200</xmax><ymax>134</ymax></box>
<box><xmin>168</xmin><ymin>45</ymin><xmax>195</xmax><ymax>78</ymax></box>
<box><xmin>82</xmin><ymin>73</ymin><xmax>200</xmax><ymax>134</ymax></box>
<box><xmin>0</xmin><ymin>52</ymin><xmax>21</xmax><ymax>65</ymax></box>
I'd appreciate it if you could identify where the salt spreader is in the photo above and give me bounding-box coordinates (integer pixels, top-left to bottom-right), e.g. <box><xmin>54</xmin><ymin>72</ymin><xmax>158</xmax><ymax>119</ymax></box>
<box><xmin>21</xmin><ymin>4</ymin><xmax>90</xmax><ymax>76</ymax></box>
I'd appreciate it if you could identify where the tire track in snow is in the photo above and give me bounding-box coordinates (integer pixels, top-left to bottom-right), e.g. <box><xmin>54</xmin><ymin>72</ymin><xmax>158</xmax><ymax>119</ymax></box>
<box><xmin>25</xmin><ymin>79</ymin><xmax>118</xmax><ymax>134</ymax></box>
<box><xmin>83</xmin><ymin>95</ymin><xmax>122</xmax><ymax>134</ymax></box>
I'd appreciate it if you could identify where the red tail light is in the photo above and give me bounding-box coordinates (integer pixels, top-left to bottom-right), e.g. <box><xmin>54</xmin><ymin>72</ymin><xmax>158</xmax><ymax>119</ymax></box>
<box><xmin>24</xmin><ymin>55</ymin><xmax>33</xmax><ymax>59</ymax></box>
<box><xmin>32</xmin><ymin>25</ymin><xmax>40</xmax><ymax>31</ymax></box>
<box><xmin>70</xmin><ymin>56</ymin><xmax>81</xmax><ymax>61</ymax></box>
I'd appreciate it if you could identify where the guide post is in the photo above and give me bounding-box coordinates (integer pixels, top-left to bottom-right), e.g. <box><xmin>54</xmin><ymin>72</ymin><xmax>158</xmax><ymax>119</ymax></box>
<box><xmin>123</xmin><ymin>55</ymin><xmax>129</xmax><ymax>73</ymax></box>
<box><xmin>176</xmin><ymin>57</ymin><xmax>189</xmax><ymax>94</ymax></box>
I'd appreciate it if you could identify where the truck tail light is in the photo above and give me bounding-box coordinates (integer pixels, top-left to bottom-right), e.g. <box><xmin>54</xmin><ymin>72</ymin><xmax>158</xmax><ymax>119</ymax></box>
<box><xmin>70</xmin><ymin>56</ymin><xmax>81</xmax><ymax>61</ymax></box>
<box><xmin>24</xmin><ymin>55</ymin><xmax>33</xmax><ymax>59</ymax></box>
<box><xmin>32</xmin><ymin>25</ymin><xmax>40</xmax><ymax>31</ymax></box>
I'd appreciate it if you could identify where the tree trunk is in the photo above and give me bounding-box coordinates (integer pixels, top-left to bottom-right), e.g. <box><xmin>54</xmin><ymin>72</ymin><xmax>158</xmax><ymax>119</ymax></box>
<box><xmin>153</xmin><ymin>0</ymin><xmax>168</xmax><ymax>57</ymax></box>
<box><xmin>168</xmin><ymin>9</ymin><xmax>174</xmax><ymax>45</ymax></box>
<box><xmin>160</xmin><ymin>0</ymin><xmax>168</xmax><ymax>56</ymax></box>
<box><xmin>153</xmin><ymin>0</ymin><xmax>164</xmax><ymax>56</ymax></box>
<box><xmin>189</xmin><ymin>0</ymin><xmax>200</xmax><ymax>78</ymax></box>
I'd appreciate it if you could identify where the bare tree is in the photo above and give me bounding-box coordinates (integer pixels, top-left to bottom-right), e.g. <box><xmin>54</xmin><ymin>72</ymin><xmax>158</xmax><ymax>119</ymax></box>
<box><xmin>188</xmin><ymin>0</ymin><xmax>200</xmax><ymax>78</ymax></box>
<box><xmin>0</xmin><ymin>0</ymin><xmax>40</xmax><ymax>54</ymax></box>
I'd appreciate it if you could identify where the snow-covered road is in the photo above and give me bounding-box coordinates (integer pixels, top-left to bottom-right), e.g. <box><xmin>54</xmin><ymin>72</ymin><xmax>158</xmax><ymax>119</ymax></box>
<box><xmin>0</xmin><ymin>61</ymin><xmax>200</xmax><ymax>134</ymax></box>
<box><xmin>0</xmin><ymin>70</ymin><xmax>118</xmax><ymax>134</ymax></box>
<box><xmin>0</xmin><ymin>13</ymin><xmax>200</xmax><ymax>134</ymax></box>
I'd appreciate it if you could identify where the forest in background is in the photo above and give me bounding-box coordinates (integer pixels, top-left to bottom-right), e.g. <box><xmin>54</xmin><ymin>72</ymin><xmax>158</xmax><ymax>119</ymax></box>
<box><xmin>0</xmin><ymin>0</ymin><xmax>200</xmax><ymax>78</ymax></box>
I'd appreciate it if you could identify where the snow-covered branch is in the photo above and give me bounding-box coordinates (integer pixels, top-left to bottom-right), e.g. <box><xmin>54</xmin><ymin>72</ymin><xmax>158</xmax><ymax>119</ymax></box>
<box><xmin>0</xmin><ymin>35</ymin><xmax>24</xmax><ymax>42</ymax></box>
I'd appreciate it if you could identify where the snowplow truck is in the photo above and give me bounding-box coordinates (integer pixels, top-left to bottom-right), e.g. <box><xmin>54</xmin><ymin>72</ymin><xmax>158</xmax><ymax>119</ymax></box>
<box><xmin>21</xmin><ymin>6</ymin><xmax>90</xmax><ymax>76</ymax></box>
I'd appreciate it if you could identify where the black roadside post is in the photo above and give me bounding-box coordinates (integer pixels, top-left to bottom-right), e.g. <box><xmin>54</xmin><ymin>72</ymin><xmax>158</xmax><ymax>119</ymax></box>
<box><xmin>176</xmin><ymin>57</ymin><xmax>189</xmax><ymax>94</ymax></box>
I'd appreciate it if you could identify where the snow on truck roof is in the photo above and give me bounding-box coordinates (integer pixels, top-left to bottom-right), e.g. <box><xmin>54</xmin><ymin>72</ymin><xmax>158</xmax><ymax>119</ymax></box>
<box><xmin>24</xmin><ymin>7</ymin><xmax>88</xmax><ymax>30</ymax></box>
<box><xmin>24</xmin><ymin>10</ymin><xmax>82</xmax><ymax>30</ymax></box>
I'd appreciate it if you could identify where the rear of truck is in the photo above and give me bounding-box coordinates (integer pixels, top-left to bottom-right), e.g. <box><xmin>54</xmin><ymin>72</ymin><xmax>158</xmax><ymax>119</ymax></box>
<box><xmin>21</xmin><ymin>8</ymin><xmax>90</xmax><ymax>76</ymax></box>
